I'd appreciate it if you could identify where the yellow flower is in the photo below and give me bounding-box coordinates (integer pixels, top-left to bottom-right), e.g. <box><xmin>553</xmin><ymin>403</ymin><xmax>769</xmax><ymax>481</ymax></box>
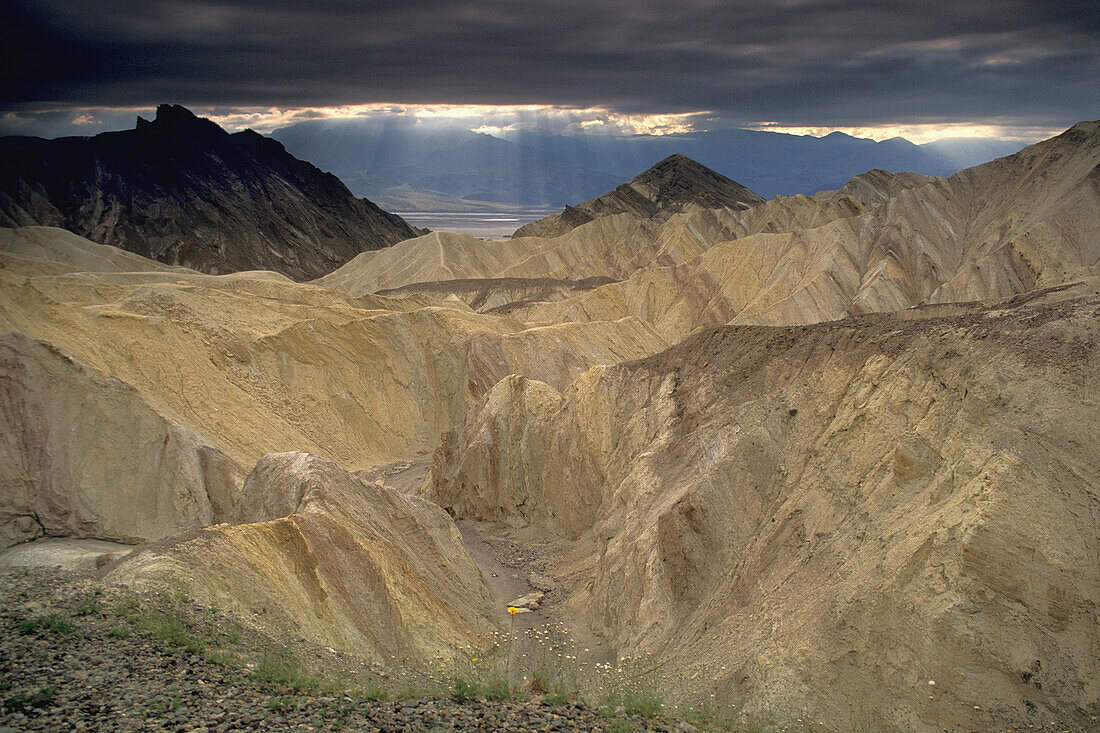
<box><xmin>472</xmin><ymin>658</ymin><xmax>478</xmax><ymax>663</ymax></box>
<box><xmin>507</xmin><ymin>606</ymin><xmax>519</xmax><ymax>615</ymax></box>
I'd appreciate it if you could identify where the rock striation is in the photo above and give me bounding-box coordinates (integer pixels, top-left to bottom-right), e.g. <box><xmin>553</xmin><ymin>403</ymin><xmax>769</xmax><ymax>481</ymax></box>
<box><xmin>0</xmin><ymin>105</ymin><xmax>424</xmax><ymax>279</ymax></box>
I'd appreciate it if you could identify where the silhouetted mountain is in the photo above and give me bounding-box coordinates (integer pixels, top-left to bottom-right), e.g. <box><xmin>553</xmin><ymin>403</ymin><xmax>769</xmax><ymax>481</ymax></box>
<box><xmin>514</xmin><ymin>154</ymin><xmax>765</xmax><ymax>237</ymax></box>
<box><xmin>0</xmin><ymin>105</ymin><xmax>423</xmax><ymax>279</ymax></box>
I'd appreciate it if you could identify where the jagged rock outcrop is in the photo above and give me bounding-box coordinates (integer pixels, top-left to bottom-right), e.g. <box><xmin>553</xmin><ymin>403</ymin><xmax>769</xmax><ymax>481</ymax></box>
<box><xmin>513</xmin><ymin>154</ymin><xmax>765</xmax><ymax>238</ymax></box>
<box><xmin>0</xmin><ymin>105</ymin><xmax>424</xmax><ymax>279</ymax></box>
<box><xmin>424</xmin><ymin>289</ymin><xmax>1100</xmax><ymax>732</ymax></box>
<box><xmin>110</xmin><ymin>452</ymin><xmax>495</xmax><ymax>663</ymax></box>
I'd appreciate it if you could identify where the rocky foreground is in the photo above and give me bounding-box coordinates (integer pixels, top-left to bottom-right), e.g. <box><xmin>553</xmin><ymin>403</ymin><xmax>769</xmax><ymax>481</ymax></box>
<box><xmin>0</xmin><ymin>568</ymin><xmax>702</xmax><ymax>733</ymax></box>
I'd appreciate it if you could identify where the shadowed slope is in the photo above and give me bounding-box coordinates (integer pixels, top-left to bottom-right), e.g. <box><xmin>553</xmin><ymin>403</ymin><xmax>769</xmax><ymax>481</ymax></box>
<box><xmin>0</xmin><ymin>105</ymin><xmax>424</xmax><ymax>279</ymax></box>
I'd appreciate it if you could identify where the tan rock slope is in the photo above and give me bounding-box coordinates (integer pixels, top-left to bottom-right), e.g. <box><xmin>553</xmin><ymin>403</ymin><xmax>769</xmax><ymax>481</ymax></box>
<box><xmin>110</xmin><ymin>452</ymin><xmax>495</xmax><ymax>664</ymax></box>
<box><xmin>424</xmin><ymin>287</ymin><xmax>1100</xmax><ymax>732</ymax></box>
<box><xmin>317</xmin><ymin>185</ymin><xmax>866</xmax><ymax>312</ymax></box>
<box><xmin>0</xmin><ymin>226</ymin><xmax>664</xmax><ymax>548</ymax></box>
<box><xmin>509</xmin><ymin>121</ymin><xmax>1100</xmax><ymax>338</ymax></box>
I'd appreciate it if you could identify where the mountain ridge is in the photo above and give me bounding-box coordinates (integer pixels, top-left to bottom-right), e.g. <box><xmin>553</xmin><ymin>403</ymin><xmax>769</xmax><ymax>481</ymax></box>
<box><xmin>0</xmin><ymin>104</ymin><xmax>424</xmax><ymax>279</ymax></box>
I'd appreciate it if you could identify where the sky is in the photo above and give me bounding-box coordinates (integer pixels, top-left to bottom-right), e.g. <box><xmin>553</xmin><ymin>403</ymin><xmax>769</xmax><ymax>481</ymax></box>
<box><xmin>1</xmin><ymin>0</ymin><xmax>1097</xmax><ymax>142</ymax></box>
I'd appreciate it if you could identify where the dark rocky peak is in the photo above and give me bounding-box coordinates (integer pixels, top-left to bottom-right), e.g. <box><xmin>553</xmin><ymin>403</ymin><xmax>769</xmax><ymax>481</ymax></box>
<box><xmin>0</xmin><ymin>104</ymin><xmax>423</xmax><ymax>279</ymax></box>
<box><xmin>627</xmin><ymin>154</ymin><xmax>766</xmax><ymax>210</ymax></box>
<box><xmin>135</xmin><ymin>104</ymin><xmax>230</xmax><ymax>144</ymax></box>
<box><xmin>513</xmin><ymin>153</ymin><xmax>764</xmax><ymax>238</ymax></box>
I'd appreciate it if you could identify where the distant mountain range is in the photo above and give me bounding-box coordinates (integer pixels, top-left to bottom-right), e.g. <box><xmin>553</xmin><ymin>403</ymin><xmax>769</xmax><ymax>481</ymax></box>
<box><xmin>0</xmin><ymin>105</ymin><xmax>423</xmax><ymax>279</ymax></box>
<box><xmin>270</xmin><ymin>116</ymin><xmax>1026</xmax><ymax>210</ymax></box>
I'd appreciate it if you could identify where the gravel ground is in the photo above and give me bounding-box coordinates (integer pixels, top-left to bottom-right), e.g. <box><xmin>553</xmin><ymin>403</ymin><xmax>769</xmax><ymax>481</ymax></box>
<box><xmin>0</xmin><ymin>568</ymin><xmax>692</xmax><ymax>732</ymax></box>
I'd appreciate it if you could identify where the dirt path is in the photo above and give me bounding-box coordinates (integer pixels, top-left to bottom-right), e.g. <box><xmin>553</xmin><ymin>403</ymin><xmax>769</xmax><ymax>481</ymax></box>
<box><xmin>456</xmin><ymin>520</ymin><xmax>616</xmax><ymax>676</ymax></box>
<box><xmin>363</xmin><ymin>461</ymin><xmax>616</xmax><ymax>676</ymax></box>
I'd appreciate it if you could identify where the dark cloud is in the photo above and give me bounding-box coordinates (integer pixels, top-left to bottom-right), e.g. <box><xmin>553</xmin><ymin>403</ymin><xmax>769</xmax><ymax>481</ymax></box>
<box><xmin>1</xmin><ymin>0</ymin><xmax>1097</xmax><ymax>130</ymax></box>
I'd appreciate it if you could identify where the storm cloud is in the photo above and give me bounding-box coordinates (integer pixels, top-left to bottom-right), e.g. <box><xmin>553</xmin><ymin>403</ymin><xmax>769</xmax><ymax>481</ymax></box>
<box><xmin>1</xmin><ymin>0</ymin><xmax>1097</xmax><ymax>133</ymax></box>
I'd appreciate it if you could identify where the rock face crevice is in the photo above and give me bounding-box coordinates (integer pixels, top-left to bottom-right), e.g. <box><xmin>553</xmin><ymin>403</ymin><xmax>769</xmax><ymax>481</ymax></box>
<box><xmin>423</xmin><ymin>295</ymin><xmax>1100</xmax><ymax>732</ymax></box>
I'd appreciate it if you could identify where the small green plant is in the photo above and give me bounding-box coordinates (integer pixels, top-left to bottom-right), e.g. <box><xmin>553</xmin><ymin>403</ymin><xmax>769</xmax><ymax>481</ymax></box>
<box><xmin>143</xmin><ymin>696</ymin><xmax>182</xmax><ymax>716</ymax></box>
<box><xmin>543</xmin><ymin>689</ymin><xmax>571</xmax><ymax>706</ymax></box>
<box><xmin>114</xmin><ymin>595</ymin><xmax>140</xmax><ymax>617</ymax></box>
<box><xmin>204</xmin><ymin>649</ymin><xmax>237</xmax><ymax>666</ymax></box>
<box><xmin>139</xmin><ymin>610</ymin><xmax>201</xmax><ymax>652</ymax></box>
<box><xmin>226</xmin><ymin>626</ymin><xmax>242</xmax><ymax>644</ymax></box>
<box><xmin>266</xmin><ymin>696</ymin><xmax>299</xmax><ymax>712</ymax></box>
<box><xmin>105</xmin><ymin>626</ymin><xmax>130</xmax><ymax>639</ymax></box>
<box><xmin>75</xmin><ymin>602</ymin><xmax>97</xmax><ymax>617</ymax></box>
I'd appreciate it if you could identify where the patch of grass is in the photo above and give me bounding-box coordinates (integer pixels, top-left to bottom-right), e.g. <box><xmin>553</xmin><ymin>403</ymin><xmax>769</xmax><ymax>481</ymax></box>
<box><xmin>482</xmin><ymin>677</ymin><xmax>513</xmax><ymax>701</ymax></box>
<box><xmin>543</xmin><ymin>689</ymin><xmax>571</xmax><ymax>706</ymax></box>
<box><xmin>451</xmin><ymin>674</ymin><xmax>515</xmax><ymax>703</ymax></box>
<box><xmin>605</xmin><ymin>721</ymin><xmax>637</xmax><ymax>733</ymax></box>
<box><xmin>450</xmin><ymin>676</ymin><xmax>479</xmax><ymax>703</ymax></box>
<box><xmin>74</xmin><ymin>602</ymin><xmax>98</xmax><ymax>617</ymax></box>
<box><xmin>114</xmin><ymin>594</ymin><xmax>140</xmax><ymax>618</ymax></box>
<box><xmin>105</xmin><ymin>626</ymin><xmax>130</xmax><ymax>639</ymax></box>
<box><xmin>12</xmin><ymin>613</ymin><xmax>75</xmax><ymax>635</ymax></box>
<box><xmin>266</xmin><ymin>696</ymin><xmax>300</xmax><ymax>712</ymax></box>
<box><xmin>360</xmin><ymin>685</ymin><xmax>389</xmax><ymax>702</ymax></box>
<box><xmin>249</xmin><ymin>652</ymin><xmax>322</xmax><ymax>692</ymax></box>
<box><xmin>395</xmin><ymin>685</ymin><xmax>422</xmax><ymax>700</ymax></box>
<box><xmin>623</xmin><ymin>690</ymin><xmax>663</xmax><ymax>718</ymax></box>
<box><xmin>137</xmin><ymin>610</ymin><xmax>203</xmax><ymax>653</ymax></box>
<box><xmin>4</xmin><ymin>686</ymin><xmax>57</xmax><ymax>713</ymax></box>
<box><xmin>143</xmin><ymin>695</ymin><xmax>182</xmax><ymax>716</ymax></box>
<box><xmin>204</xmin><ymin>649</ymin><xmax>237</xmax><ymax>666</ymax></box>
